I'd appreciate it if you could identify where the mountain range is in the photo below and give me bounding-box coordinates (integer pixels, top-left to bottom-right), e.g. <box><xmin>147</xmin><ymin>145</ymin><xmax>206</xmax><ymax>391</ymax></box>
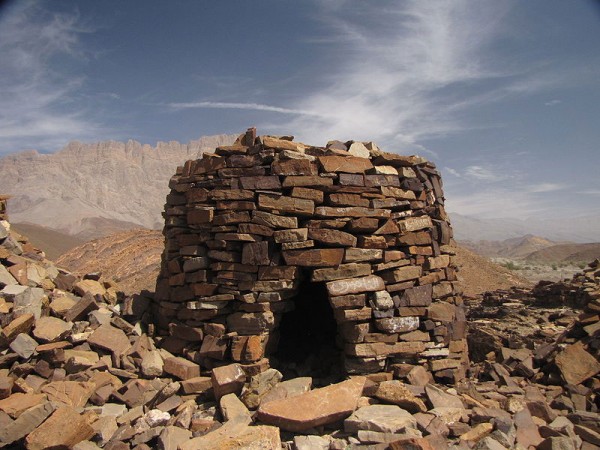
<box><xmin>0</xmin><ymin>134</ymin><xmax>237</xmax><ymax>239</ymax></box>
<box><xmin>460</xmin><ymin>234</ymin><xmax>600</xmax><ymax>264</ymax></box>
<box><xmin>450</xmin><ymin>212</ymin><xmax>600</xmax><ymax>243</ymax></box>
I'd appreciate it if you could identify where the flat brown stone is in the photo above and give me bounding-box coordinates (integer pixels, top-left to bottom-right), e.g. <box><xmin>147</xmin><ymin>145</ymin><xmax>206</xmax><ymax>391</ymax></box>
<box><xmin>282</xmin><ymin>248</ymin><xmax>344</xmax><ymax>267</ymax></box>
<box><xmin>163</xmin><ymin>357</ymin><xmax>201</xmax><ymax>380</ymax></box>
<box><xmin>258</xmin><ymin>193</ymin><xmax>314</xmax><ymax>215</ymax></box>
<box><xmin>345</xmin><ymin>342</ymin><xmax>425</xmax><ymax>357</ymax></box>
<box><xmin>25</xmin><ymin>406</ymin><xmax>95</xmax><ymax>450</ymax></box>
<box><xmin>397</xmin><ymin>216</ymin><xmax>433</xmax><ymax>232</ymax></box>
<box><xmin>555</xmin><ymin>342</ymin><xmax>600</xmax><ymax>385</ymax></box>
<box><xmin>88</xmin><ymin>324</ymin><xmax>131</xmax><ymax>355</ymax></box>
<box><xmin>257</xmin><ymin>377</ymin><xmax>365</xmax><ymax>432</ymax></box>
<box><xmin>0</xmin><ymin>313</ymin><xmax>34</xmax><ymax>345</ymax></box>
<box><xmin>272</xmin><ymin>158</ymin><xmax>317</xmax><ymax>176</ymax></box>
<box><xmin>187</xmin><ymin>208</ymin><xmax>214</xmax><ymax>225</ymax></box>
<box><xmin>328</xmin><ymin>193</ymin><xmax>370</xmax><ymax>208</ymax></box>
<box><xmin>380</xmin><ymin>186</ymin><xmax>416</xmax><ymax>200</ymax></box>
<box><xmin>0</xmin><ymin>393</ymin><xmax>47</xmax><ymax>418</ymax></box>
<box><xmin>41</xmin><ymin>381</ymin><xmax>95</xmax><ymax>408</ymax></box>
<box><xmin>318</xmin><ymin>155</ymin><xmax>373</xmax><ymax>173</ymax></box>
<box><xmin>374</xmin><ymin>380</ymin><xmax>427</xmax><ymax>413</ymax></box>
<box><xmin>308</xmin><ymin>228</ymin><xmax>357</xmax><ymax>247</ymax></box>
<box><xmin>211</xmin><ymin>363</ymin><xmax>246</xmax><ymax>399</ymax></box>
<box><xmin>312</xmin><ymin>263</ymin><xmax>372</xmax><ymax>282</ymax></box>
<box><xmin>32</xmin><ymin>316</ymin><xmax>71</xmax><ymax>342</ymax></box>
<box><xmin>380</xmin><ymin>266</ymin><xmax>422</xmax><ymax>283</ymax></box>
<box><xmin>252</xmin><ymin>210</ymin><xmax>298</xmax><ymax>229</ymax></box>
<box><xmin>315</xmin><ymin>206</ymin><xmax>391</xmax><ymax>218</ymax></box>
<box><xmin>240</xmin><ymin>175</ymin><xmax>281</xmax><ymax>190</ymax></box>
<box><xmin>282</xmin><ymin>175</ymin><xmax>333</xmax><ymax>187</ymax></box>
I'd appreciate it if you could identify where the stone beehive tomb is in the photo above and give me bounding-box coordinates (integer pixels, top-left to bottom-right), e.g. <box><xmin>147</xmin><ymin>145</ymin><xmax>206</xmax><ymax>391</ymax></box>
<box><xmin>154</xmin><ymin>128</ymin><xmax>467</xmax><ymax>382</ymax></box>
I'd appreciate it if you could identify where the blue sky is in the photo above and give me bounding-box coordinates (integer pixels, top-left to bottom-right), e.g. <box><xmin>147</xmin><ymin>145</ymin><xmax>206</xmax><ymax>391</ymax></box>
<box><xmin>0</xmin><ymin>0</ymin><xmax>599</xmax><ymax>220</ymax></box>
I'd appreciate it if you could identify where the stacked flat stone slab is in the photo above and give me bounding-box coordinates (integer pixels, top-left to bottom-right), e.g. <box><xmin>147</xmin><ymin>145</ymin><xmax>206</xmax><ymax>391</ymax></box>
<box><xmin>153</xmin><ymin>128</ymin><xmax>467</xmax><ymax>382</ymax></box>
<box><xmin>0</xmin><ymin>196</ymin><xmax>9</xmax><ymax>221</ymax></box>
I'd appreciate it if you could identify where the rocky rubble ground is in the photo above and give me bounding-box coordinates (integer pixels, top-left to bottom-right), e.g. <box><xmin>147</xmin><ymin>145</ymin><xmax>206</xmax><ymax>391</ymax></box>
<box><xmin>1</xmin><ymin>216</ymin><xmax>600</xmax><ymax>448</ymax></box>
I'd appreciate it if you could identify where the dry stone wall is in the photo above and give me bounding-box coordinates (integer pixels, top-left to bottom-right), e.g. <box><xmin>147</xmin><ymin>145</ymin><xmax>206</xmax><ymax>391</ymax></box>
<box><xmin>153</xmin><ymin>128</ymin><xmax>467</xmax><ymax>382</ymax></box>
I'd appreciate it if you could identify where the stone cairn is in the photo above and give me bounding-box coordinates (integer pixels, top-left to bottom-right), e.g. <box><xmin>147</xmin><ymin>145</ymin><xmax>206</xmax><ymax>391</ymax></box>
<box><xmin>0</xmin><ymin>196</ymin><xmax>9</xmax><ymax>221</ymax></box>
<box><xmin>154</xmin><ymin>128</ymin><xmax>467</xmax><ymax>383</ymax></box>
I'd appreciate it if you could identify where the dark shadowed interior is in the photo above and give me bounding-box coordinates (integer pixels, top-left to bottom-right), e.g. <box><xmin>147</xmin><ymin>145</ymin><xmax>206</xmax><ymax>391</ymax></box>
<box><xmin>271</xmin><ymin>274</ymin><xmax>343</xmax><ymax>385</ymax></box>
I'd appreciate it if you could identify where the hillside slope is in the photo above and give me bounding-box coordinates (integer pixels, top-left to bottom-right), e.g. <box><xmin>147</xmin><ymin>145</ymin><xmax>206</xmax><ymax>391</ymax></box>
<box><xmin>459</xmin><ymin>234</ymin><xmax>558</xmax><ymax>259</ymax></box>
<box><xmin>10</xmin><ymin>222</ymin><xmax>84</xmax><ymax>260</ymax></box>
<box><xmin>56</xmin><ymin>228</ymin><xmax>163</xmax><ymax>294</ymax></box>
<box><xmin>453</xmin><ymin>245</ymin><xmax>532</xmax><ymax>297</ymax></box>
<box><xmin>525</xmin><ymin>242</ymin><xmax>600</xmax><ymax>264</ymax></box>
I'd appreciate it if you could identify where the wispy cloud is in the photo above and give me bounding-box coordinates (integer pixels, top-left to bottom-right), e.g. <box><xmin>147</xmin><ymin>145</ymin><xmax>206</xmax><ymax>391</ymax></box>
<box><xmin>464</xmin><ymin>165</ymin><xmax>508</xmax><ymax>182</ymax></box>
<box><xmin>527</xmin><ymin>182</ymin><xmax>565</xmax><ymax>193</ymax></box>
<box><xmin>168</xmin><ymin>101</ymin><xmax>320</xmax><ymax>116</ymax></box>
<box><xmin>259</xmin><ymin>0</ymin><xmax>527</xmax><ymax>149</ymax></box>
<box><xmin>545</xmin><ymin>99</ymin><xmax>562</xmax><ymax>107</ymax></box>
<box><xmin>577</xmin><ymin>189</ymin><xmax>600</xmax><ymax>195</ymax></box>
<box><xmin>443</xmin><ymin>167</ymin><xmax>462</xmax><ymax>178</ymax></box>
<box><xmin>0</xmin><ymin>3</ymin><xmax>104</xmax><ymax>153</ymax></box>
<box><xmin>445</xmin><ymin>188</ymin><xmax>547</xmax><ymax>219</ymax></box>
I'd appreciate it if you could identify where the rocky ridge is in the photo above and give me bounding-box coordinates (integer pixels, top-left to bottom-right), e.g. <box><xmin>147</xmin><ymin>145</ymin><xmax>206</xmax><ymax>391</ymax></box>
<box><xmin>0</xmin><ymin>134</ymin><xmax>237</xmax><ymax>239</ymax></box>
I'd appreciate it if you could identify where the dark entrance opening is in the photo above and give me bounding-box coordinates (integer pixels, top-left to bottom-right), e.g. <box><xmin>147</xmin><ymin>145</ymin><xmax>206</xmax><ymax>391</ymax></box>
<box><xmin>271</xmin><ymin>273</ymin><xmax>343</xmax><ymax>385</ymax></box>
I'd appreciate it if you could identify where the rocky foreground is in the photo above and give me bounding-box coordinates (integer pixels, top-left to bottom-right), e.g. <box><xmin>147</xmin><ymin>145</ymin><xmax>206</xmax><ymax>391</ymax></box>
<box><xmin>1</xmin><ymin>219</ymin><xmax>600</xmax><ymax>448</ymax></box>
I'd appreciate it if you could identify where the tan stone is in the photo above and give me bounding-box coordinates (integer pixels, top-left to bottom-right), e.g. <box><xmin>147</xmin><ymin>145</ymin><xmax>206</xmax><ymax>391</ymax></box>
<box><xmin>282</xmin><ymin>248</ymin><xmax>344</xmax><ymax>267</ymax></box>
<box><xmin>374</xmin><ymin>380</ymin><xmax>427</xmax><ymax>413</ymax></box>
<box><xmin>312</xmin><ymin>263</ymin><xmax>372</xmax><ymax>282</ymax></box>
<box><xmin>308</xmin><ymin>228</ymin><xmax>357</xmax><ymax>247</ymax></box>
<box><xmin>282</xmin><ymin>175</ymin><xmax>333</xmax><ymax>187</ymax></box>
<box><xmin>73</xmin><ymin>279</ymin><xmax>106</xmax><ymax>297</ymax></box>
<box><xmin>272</xmin><ymin>158</ymin><xmax>317</xmax><ymax>176</ymax></box>
<box><xmin>380</xmin><ymin>186</ymin><xmax>416</xmax><ymax>200</ymax></box>
<box><xmin>180</xmin><ymin>376</ymin><xmax>212</xmax><ymax>395</ymax></box>
<box><xmin>258</xmin><ymin>193</ymin><xmax>314</xmax><ymax>215</ymax></box>
<box><xmin>555</xmin><ymin>341</ymin><xmax>600</xmax><ymax>385</ymax></box>
<box><xmin>252</xmin><ymin>210</ymin><xmax>298</xmax><ymax>229</ymax></box>
<box><xmin>0</xmin><ymin>313</ymin><xmax>34</xmax><ymax>345</ymax></box>
<box><xmin>262</xmin><ymin>135</ymin><xmax>304</xmax><ymax>151</ymax></box>
<box><xmin>0</xmin><ymin>393</ymin><xmax>47</xmax><ymax>418</ymax></box>
<box><xmin>87</xmin><ymin>324</ymin><xmax>131</xmax><ymax>355</ymax></box>
<box><xmin>318</xmin><ymin>155</ymin><xmax>373</xmax><ymax>173</ymax></box>
<box><xmin>345</xmin><ymin>341</ymin><xmax>425</xmax><ymax>357</ymax></box>
<box><xmin>397</xmin><ymin>216</ymin><xmax>433</xmax><ymax>233</ymax></box>
<box><xmin>25</xmin><ymin>406</ymin><xmax>95</xmax><ymax>450</ymax></box>
<box><xmin>380</xmin><ymin>266</ymin><xmax>422</xmax><ymax>283</ymax></box>
<box><xmin>163</xmin><ymin>357</ymin><xmax>201</xmax><ymax>380</ymax></box>
<box><xmin>32</xmin><ymin>316</ymin><xmax>71</xmax><ymax>342</ymax></box>
<box><xmin>41</xmin><ymin>381</ymin><xmax>95</xmax><ymax>408</ymax></box>
<box><xmin>211</xmin><ymin>363</ymin><xmax>246</xmax><ymax>399</ymax></box>
<box><xmin>257</xmin><ymin>377</ymin><xmax>365</xmax><ymax>432</ymax></box>
<box><xmin>315</xmin><ymin>206</ymin><xmax>391</xmax><ymax>218</ymax></box>
<box><xmin>181</xmin><ymin>420</ymin><xmax>280</xmax><ymax>450</ymax></box>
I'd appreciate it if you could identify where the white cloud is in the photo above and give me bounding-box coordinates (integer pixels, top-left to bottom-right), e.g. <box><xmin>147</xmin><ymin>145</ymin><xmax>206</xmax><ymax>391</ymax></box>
<box><xmin>577</xmin><ymin>189</ymin><xmax>600</xmax><ymax>195</ymax></box>
<box><xmin>445</xmin><ymin>188</ymin><xmax>546</xmax><ymax>219</ymax></box>
<box><xmin>258</xmin><ymin>0</ymin><xmax>524</xmax><ymax>149</ymax></box>
<box><xmin>464</xmin><ymin>165</ymin><xmax>507</xmax><ymax>182</ymax></box>
<box><xmin>168</xmin><ymin>101</ymin><xmax>320</xmax><ymax>116</ymax></box>
<box><xmin>443</xmin><ymin>167</ymin><xmax>462</xmax><ymax>178</ymax></box>
<box><xmin>545</xmin><ymin>99</ymin><xmax>562</xmax><ymax>106</ymax></box>
<box><xmin>0</xmin><ymin>3</ymin><xmax>104</xmax><ymax>153</ymax></box>
<box><xmin>527</xmin><ymin>183</ymin><xmax>565</xmax><ymax>193</ymax></box>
